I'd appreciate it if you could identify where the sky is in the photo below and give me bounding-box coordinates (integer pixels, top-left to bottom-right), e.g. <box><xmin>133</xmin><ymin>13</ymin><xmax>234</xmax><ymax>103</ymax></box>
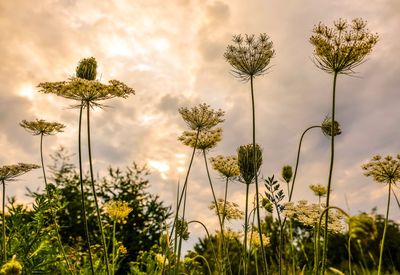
<box><xmin>1</xmin><ymin>0</ymin><xmax>399</xmax><ymax>252</ymax></box>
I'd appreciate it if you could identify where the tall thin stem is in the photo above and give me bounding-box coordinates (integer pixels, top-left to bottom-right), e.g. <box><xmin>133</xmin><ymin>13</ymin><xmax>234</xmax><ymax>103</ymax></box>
<box><xmin>78</xmin><ymin>102</ymin><xmax>95</xmax><ymax>274</ymax></box>
<box><xmin>86</xmin><ymin>103</ymin><xmax>110</xmax><ymax>275</ymax></box>
<box><xmin>243</xmin><ymin>183</ymin><xmax>250</xmax><ymax>275</ymax></box>
<box><xmin>2</xmin><ymin>180</ymin><xmax>5</xmax><ymax>263</ymax></box>
<box><xmin>40</xmin><ymin>134</ymin><xmax>72</xmax><ymax>273</ymax></box>
<box><xmin>377</xmin><ymin>183</ymin><xmax>392</xmax><ymax>275</ymax></box>
<box><xmin>250</xmin><ymin>76</ymin><xmax>268</xmax><ymax>274</ymax></box>
<box><xmin>202</xmin><ymin>150</ymin><xmax>225</xmax><ymax>273</ymax></box>
<box><xmin>316</xmin><ymin>205</ymin><xmax>349</xmax><ymax>275</ymax></box>
<box><xmin>111</xmin><ymin>220</ymin><xmax>117</xmax><ymax>274</ymax></box>
<box><xmin>322</xmin><ymin>71</ymin><xmax>338</xmax><ymax>274</ymax></box>
<box><xmin>40</xmin><ymin>134</ymin><xmax>48</xmax><ymax>188</ymax></box>
<box><xmin>288</xmin><ymin>125</ymin><xmax>321</xmax><ymax>202</ymax></box>
<box><xmin>173</xmin><ymin>129</ymin><xmax>200</xmax><ymax>274</ymax></box>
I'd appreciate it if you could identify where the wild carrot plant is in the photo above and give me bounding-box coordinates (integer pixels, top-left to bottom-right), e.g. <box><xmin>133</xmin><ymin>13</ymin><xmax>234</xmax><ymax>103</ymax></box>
<box><xmin>0</xmin><ymin>163</ymin><xmax>40</xmax><ymax>263</ymax></box>
<box><xmin>225</xmin><ymin>34</ymin><xmax>274</xmax><ymax>274</ymax></box>
<box><xmin>310</xmin><ymin>18</ymin><xmax>378</xmax><ymax>273</ymax></box>
<box><xmin>38</xmin><ymin>57</ymin><xmax>135</xmax><ymax>274</ymax></box>
<box><xmin>19</xmin><ymin>119</ymin><xmax>71</xmax><ymax>272</ymax></box>
<box><xmin>362</xmin><ymin>154</ymin><xmax>400</xmax><ymax>275</ymax></box>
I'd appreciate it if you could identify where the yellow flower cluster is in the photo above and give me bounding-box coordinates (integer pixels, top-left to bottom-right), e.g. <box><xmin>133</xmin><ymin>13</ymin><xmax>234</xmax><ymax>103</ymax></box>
<box><xmin>20</xmin><ymin>119</ymin><xmax>65</xmax><ymax>136</ymax></box>
<box><xmin>103</xmin><ymin>200</ymin><xmax>133</xmax><ymax>224</ymax></box>
<box><xmin>362</xmin><ymin>155</ymin><xmax>400</xmax><ymax>184</ymax></box>
<box><xmin>284</xmin><ymin>200</ymin><xmax>344</xmax><ymax>233</ymax></box>
<box><xmin>0</xmin><ymin>255</ymin><xmax>22</xmax><ymax>275</ymax></box>
<box><xmin>248</xmin><ymin>230</ymin><xmax>270</xmax><ymax>249</ymax></box>
<box><xmin>0</xmin><ymin>163</ymin><xmax>40</xmax><ymax>182</ymax></box>
<box><xmin>310</xmin><ymin>18</ymin><xmax>378</xmax><ymax>74</ymax></box>
<box><xmin>224</xmin><ymin>33</ymin><xmax>275</xmax><ymax>81</ymax></box>
<box><xmin>208</xmin><ymin>199</ymin><xmax>244</xmax><ymax>221</ymax></box>
<box><xmin>209</xmin><ymin>155</ymin><xmax>240</xmax><ymax>178</ymax></box>
<box><xmin>178</xmin><ymin>103</ymin><xmax>224</xmax><ymax>131</ymax></box>
<box><xmin>38</xmin><ymin>78</ymin><xmax>135</xmax><ymax>108</ymax></box>
<box><xmin>178</xmin><ymin>128</ymin><xmax>222</xmax><ymax>150</ymax></box>
<box><xmin>309</xmin><ymin>184</ymin><xmax>328</xmax><ymax>197</ymax></box>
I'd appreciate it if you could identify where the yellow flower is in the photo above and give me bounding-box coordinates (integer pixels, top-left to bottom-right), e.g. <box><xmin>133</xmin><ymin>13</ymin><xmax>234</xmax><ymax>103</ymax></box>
<box><xmin>0</xmin><ymin>255</ymin><xmax>22</xmax><ymax>275</ymax></box>
<box><xmin>118</xmin><ymin>244</ymin><xmax>128</xmax><ymax>254</ymax></box>
<box><xmin>248</xmin><ymin>230</ymin><xmax>270</xmax><ymax>249</ymax></box>
<box><xmin>20</xmin><ymin>119</ymin><xmax>65</xmax><ymax>136</ymax></box>
<box><xmin>103</xmin><ymin>200</ymin><xmax>133</xmax><ymax>223</ymax></box>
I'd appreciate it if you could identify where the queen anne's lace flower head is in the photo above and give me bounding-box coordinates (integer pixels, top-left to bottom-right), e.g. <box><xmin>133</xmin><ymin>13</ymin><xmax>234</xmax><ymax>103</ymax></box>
<box><xmin>283</xmin><ymin>200</ymin><xmax>344</xmax><ymax>233</ymax></box>
<box><xmin>224</xmin><ymin>33</ymin><xmax>275</xmax><ymax>81</ymax></box>
<box><xmin>178</xmin><ymin>103</ymin><xmax>224</xmax><ymax>131</ymax></box>
<box><xmin>209</xmin><ymin>199</ymin><xmax>244</xmax><ymax>221</ymax></box>
<box><xmin>362</xmin><ymin>154</ymin><xmax>400</xmax><ymax>184</ymax></box>
<box><xmin>209</xmin><ymin>155</ymin><xmax>240</xmax><ymax>179</ymax></box>
<box><xmin>309</xmin><ymin>184</ymin><xmax>328</xmax><ymax>197</ymax></box>
<box><xmin>310</xmin><ymin>18</ymin><xmax>378</xmax><ymax>74</ymax></box>
<box><xmin>178</xmin><ymin>128</ymin><xmax>222</xmax><ymax>150</ymax></box>
<box><xmin>20</xmin><ymin>119</ymin><xmax>65</xmax><ymax>136</ymax></box>
<box><xmin>38</xmin><ymin>78</ymin><xmax>135</xmax><ymax>108</ymax></box>
<box><xmin>0</xmin><ymin>163</ymin><xmax>40</xmax><ymax>182</ymax></box>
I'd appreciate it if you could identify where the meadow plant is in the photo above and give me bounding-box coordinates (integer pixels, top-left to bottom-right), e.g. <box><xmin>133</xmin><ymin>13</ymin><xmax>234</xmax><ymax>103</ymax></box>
<box><xmin>309</xmin><ymin>184</ymin><xmax>328</xmax><ymax>205</ymax></box>
<box><xmin>19</xmin><ymin>119</ymin><xmax>70</xmax><ymax>271</ymax></box>
<box><xmin>0</xmin><ymin>163</ymin><xmax>40</xmax><ymax>263</ymax></box>
<box><xmin>225</xmin><ymin>34</ymin><xmax>274</xmax><ymax>274</ymax></box>
<box><xmin>38</xmin><ymin>57</ymin><xmax>135</xmax><ymax>275</ymax></box>
<box><xmin>104</xmin><ymin>200</ymin><xmax>133</xmax><ymax>274</ymax></box>
<box><xmin>362</xmin><ymin>154</ymin><xmax>400</xmax><ymax>275</ymax></box>
<box><xmin>237</xmin><ymin>143</ymin><xmax>262</xmax><ymax>274</ymax></box>
<box><xmin>174</xmin><ymin>103</ymin><xmax>224</xmax><ymax>273</ymax></box>
<box><xmin>310</xmin><ymin>18</ymin><xmax>378</xmax><ymax>273</ymax></box>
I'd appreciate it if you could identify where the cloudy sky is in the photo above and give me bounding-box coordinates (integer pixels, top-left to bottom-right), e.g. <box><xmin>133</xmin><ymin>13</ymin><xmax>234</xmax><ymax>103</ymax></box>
<box><xmin>1</xmin><ymin>0</ymin><xmax>399</xmax><ymax>251</ymax></box>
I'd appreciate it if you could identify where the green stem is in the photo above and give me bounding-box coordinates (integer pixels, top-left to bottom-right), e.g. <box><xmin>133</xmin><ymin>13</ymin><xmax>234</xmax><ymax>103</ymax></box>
<box><xmin>202</xmin><ymin>149</ymin><xmax>225</xmax><ymax>273</ymax></box>
<box><xmin>243</xmin><ymin>183</ymin><xmax>250</xmax><ymax>275</ymax></box>
<box><xmin>40</xmin><ymin>134</ymin><xmax>73</xmax><ymax>274</ymax></box>
<box><xmin>288</xmin><ymin>125</ymin><xmax>321</xmax><ymax>202</ymax></box>
<box><xmin>78</xmin><ymin>103</ymin><xmax>94</xmax><ymax>274</ymax></box>
<box><xmin>322</xmin><ymin>71</ymin><xmax>338</xmax><ymax>275</ymax></box>
<box><xmin>316</xmin><ymin>205</ymin><xmax>349</xmax><ymax>275</ymax></box>
<box><xmin>188</xmin><ymin>220</ymin><xmax>218</xmax><ymax>272</ymax></box>
<box><xmin>289</xmin><ymin>219</ymin><xmax>295</xmax><ymax>274</ymax></box>
<box><xmin>377</xmin><ymin>183</ymin><xmax>392</xmax><ymax>275</ymax></box>
<box><xmin>250</xmin><ymin>75</ymin><xmax>268</xmax><ymax>275</ymax></box>
<box><xmin>2</xmin><ymin>179</ymin><xmax>6</xmax><ymax>263</ymax></box>
<box><xmin>172</xmin><ymin>129</ymin><xmax>200</xmax><ymax>275</ymax></box>
<box><xmin>86</xmin><ymin>103</ymin><xmax>110</xmax><ymax>275</ymax></box>
<box><xmin>112</xmin><ymin>220</ymin><xmax>116</xmax><ymax>274</ymax></box>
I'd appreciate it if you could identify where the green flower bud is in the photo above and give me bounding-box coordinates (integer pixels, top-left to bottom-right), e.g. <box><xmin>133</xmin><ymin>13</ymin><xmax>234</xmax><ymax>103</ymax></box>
<box><xmin>237</xmin><ymin>143</ymin><xmax>262</xmax><ymax>184</ymax></box>
<box><xmin>76</xmin><ymin>57</ymin><xmax>97</xmax><ymax>80</ymax></box>
<box><xmin>281</xmin><ymin>165</ymin><xmax>293</xmax><ymax>183</ymax></box>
